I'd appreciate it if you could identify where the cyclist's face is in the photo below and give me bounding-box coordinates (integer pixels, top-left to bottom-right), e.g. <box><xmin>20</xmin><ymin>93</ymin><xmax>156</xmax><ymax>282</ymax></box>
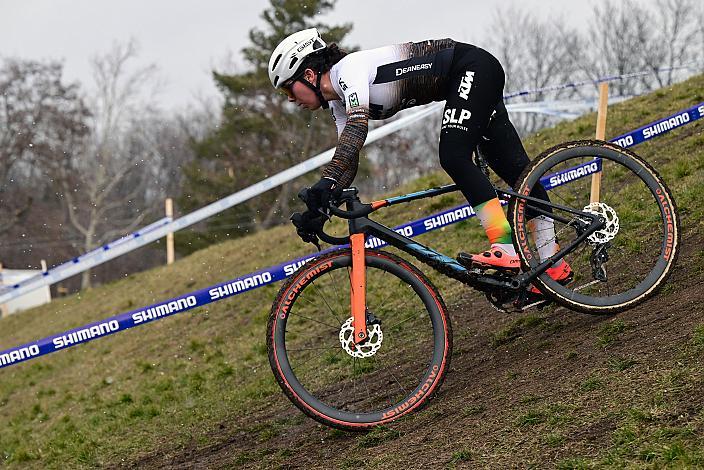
<box><xmin>281</xmin><ymin>70</ymin><xmax>321</xmax><ymax>110</ymax></box>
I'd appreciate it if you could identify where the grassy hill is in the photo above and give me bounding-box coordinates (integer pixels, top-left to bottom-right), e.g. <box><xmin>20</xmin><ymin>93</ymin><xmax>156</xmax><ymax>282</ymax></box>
<box><xmin>1</xmin><ymin>74</ymin><xmax>703</xmax><ymax>468</ymax></box>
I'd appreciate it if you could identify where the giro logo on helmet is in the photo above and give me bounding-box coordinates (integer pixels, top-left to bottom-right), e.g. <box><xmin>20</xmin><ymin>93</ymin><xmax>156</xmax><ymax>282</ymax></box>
<box><xmin>296</xmin><ymin>38</ymin><xmax>315</xmax><ymax>53</ymax></box>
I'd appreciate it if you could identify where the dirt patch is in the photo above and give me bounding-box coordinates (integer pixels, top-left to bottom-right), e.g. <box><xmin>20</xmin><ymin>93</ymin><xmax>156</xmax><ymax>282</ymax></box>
<box><xmin>121</xmin><ymin>228</ymin><xmax>704</xmax><ymax>469</ymax></box>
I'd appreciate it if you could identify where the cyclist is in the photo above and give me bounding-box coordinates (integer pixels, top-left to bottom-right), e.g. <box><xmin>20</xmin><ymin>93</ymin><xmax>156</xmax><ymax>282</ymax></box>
<box><xmin>269</xmin><ymin>28</ymin><xmax>571</xmax><ymax>285</ymax></box>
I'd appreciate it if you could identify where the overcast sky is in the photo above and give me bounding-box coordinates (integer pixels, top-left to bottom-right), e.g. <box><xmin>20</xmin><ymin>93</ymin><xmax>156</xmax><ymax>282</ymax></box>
<box><xmin>1</xmin><ymin>0</ymin><xmax>648</xmax><ymax>110</ymax></box>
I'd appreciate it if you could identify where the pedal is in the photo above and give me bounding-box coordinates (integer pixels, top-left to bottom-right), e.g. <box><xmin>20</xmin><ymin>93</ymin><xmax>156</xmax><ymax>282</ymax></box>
<box><xmin>457</xmin><ymin>252</ymin><xmax>520</xmax><ymax>273</ymax></box>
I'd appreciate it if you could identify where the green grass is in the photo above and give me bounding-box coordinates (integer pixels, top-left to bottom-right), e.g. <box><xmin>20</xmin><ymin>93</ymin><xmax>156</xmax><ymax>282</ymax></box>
<box><xmin>517</xmin><ymin>409</ymin><xmax>546</xmax><ymax>427</ymax></box>
<box><xmin>356</xmin><ymin>426</ymin><xmax>402</xmax><ymax>448</ymax></box>
<box><xmin>462</xmin><ymin>404</ymin><xmax>486</xmax><ymax>416</ymax></box>
<box><xmin>556</xmin><ymin>458</ymin><xmax>589</xmax><ymax>469</ymax></box>
<box><xmin>692</xmin><ymin>325</ymin><xmax>704</xmax><ymax>351</ymax></box>
<box><xmin>515</xmin><ymin>402</ymin><xmax>575</xmax><ymax>431</ymax></box>
<box><xmin>490</xmin><ymin>314</ymin><xmax>545</xmax><ymax>347</ymax></box>
<box><xmin>597</xmin><ymin>319</ymin><xmax>627</xmax><ymax>346</ymax></box>
<box><xmin>544</xmin><ymin>432</ymin><xmax>565</xmax><ymax>447</ymax></box>
<box><xmin>449</xmin><ymin>448</ymin><xmax>474</xmax><ymax>464</ymax></box>
<box><xmin>0</xmin><ymin>73</ymin><xmax>702</xmax><ymax>468</ymax></box>
<box><xmin>579</xmin><ymin>375</ymin><xmax>604</xmax><ymax>393</ymax></box>
<box><xmin>606</xmin><ymin>357</ymin><xmax>637</xmax><ymax>371</ymax></box>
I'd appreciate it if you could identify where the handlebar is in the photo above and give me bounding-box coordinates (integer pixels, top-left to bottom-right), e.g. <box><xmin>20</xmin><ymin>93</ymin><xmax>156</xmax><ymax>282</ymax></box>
<box><xmin>316</xmin><ymin>228</ymin><xmax>349</xmax><ymax>246</ymax></box>
<box><xmin>328</xmin><ymin>203</ymin><xmax>373</xmax><ymax>219</ymax></box>
<box><xmin>292</xmin><ymin>186</ymin><xmax>374</xmax><ymax>247</ymax></box>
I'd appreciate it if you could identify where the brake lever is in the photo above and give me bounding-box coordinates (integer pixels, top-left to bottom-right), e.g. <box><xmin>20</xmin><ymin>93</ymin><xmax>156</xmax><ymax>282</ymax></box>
<box><xmin>290</xmin><ymin>212</ymin><xmax>322</xmax><ymax>250</ymax></box>
<box><xmin>298</xmin><ymin>187</ymin><xmax>333</xmax><ymax>220</ymax></box>
<box><xmin>308</xmin><ymin>236</ymin><xmax>321</xmax><ymax>251</ymax></box>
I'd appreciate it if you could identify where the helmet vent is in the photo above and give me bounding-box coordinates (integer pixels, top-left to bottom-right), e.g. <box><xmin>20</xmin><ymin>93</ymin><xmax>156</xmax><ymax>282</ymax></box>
<box><xmin>313</xmin><ymin>39</ymin><xmax>324</xmax><ymax>50</ymax></box>
<box><xmin>271</xmin><ymin>54</ymin><xmax>282</xmax><ymax>70</ymax></box>
<box><xmin>289</xmin><ymin>57</ymin><xmax>299</xmax><ymax>69</ymax></box>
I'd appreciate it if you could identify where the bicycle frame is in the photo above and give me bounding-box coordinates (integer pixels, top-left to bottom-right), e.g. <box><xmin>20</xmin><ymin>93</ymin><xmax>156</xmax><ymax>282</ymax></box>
<box><xmin>340</xmin><ymin>184</ymin><xmax>605</xmax><ymax>344</ymax></box>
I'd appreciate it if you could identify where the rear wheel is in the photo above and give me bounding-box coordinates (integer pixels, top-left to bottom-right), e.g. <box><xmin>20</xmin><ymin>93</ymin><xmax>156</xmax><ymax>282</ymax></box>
<box><xmin>510</xmin><ymin>140</ymin><xmax>680</xmax><ymax>314</ymax></box>
<box><xmin>268</xmin><ymin>249</ymin><xmax>452</xmax><ymax>430</ymax></box>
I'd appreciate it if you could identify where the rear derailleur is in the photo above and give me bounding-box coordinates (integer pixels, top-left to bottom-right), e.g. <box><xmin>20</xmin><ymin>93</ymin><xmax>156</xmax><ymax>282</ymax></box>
<box><xmin>590</xmin><ymin>242</ymin><xmax>610</xmax><ymax>282</ymax></box>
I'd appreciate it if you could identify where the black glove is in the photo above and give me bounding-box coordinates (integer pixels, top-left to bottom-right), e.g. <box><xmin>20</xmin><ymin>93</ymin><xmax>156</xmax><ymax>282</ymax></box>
<box><xmin>290</xmin><ymin>210</ymin><xmax>324</xmax><ymax>246</ymax></box>
<box><xmin>302</xmin><ymin>177</ymin><xmax>341</xmax><ymax>216</ymax></box>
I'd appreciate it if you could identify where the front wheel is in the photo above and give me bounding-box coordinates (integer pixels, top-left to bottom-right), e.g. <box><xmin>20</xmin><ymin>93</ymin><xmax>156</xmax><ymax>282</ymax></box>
<box><xmin>510</xmin><ymin>140</ymin><xmax>680</xmax><ymax>314</ymax></box>
<box><xmin>268</xmin><ymin>249</ymin><xmax>452</xmax><ymax>431</ymax></box>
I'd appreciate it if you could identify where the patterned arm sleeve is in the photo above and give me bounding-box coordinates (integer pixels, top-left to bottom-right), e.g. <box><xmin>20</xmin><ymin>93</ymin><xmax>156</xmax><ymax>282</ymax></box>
<box><xmin>322</xmin><ymin>109</ymin><xmax>369</xmax><ymax>188</ymax></box>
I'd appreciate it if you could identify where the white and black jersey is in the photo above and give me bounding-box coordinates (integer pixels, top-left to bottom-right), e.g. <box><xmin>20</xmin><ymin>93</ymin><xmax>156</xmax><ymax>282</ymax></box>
<box><xmin>328</xmin><ymin>39</ymin><xmax>456</xmax><ymax>134</ymax></box>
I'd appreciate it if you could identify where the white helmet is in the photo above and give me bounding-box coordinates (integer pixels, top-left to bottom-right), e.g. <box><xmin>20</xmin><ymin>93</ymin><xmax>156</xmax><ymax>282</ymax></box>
<box><xmin>268</xmin><ymin>28</ymin><xmax>327</xmax><ymax>88</ymax></box>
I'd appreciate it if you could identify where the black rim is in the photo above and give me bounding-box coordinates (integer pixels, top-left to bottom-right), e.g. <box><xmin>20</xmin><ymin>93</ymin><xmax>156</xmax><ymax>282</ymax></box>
<box><xmin>514</xmin><ymin>143</ymin><xmax>678</xmax><ymax>311</ymax></box>
<box><xmin>270</xmin><ymin>251</ymin><xmax>449</xmax><ymax>427</ymax></box>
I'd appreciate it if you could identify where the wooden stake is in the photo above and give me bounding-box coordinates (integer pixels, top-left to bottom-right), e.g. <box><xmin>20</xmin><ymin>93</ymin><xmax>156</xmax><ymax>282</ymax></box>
<box><xmin>165</xmin><ymin>198</ymin><xmax>175</xmax><ymax>265</ymax></box>
<box><xmin>590</xmin><ymin>82</ymin><xmax>609</xmax><ymax>203</ymax></box>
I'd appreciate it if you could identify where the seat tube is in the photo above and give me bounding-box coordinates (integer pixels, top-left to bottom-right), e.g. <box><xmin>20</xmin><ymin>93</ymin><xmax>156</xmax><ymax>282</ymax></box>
<box><xmin>349</xmin><ymin>233</ymin><xmax>368</xmax><ymax>344</ymax></box>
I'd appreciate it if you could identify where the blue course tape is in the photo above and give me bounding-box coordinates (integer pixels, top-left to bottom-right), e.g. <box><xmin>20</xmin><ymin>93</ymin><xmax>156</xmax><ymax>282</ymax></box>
<box><xmin>0</xmin><ymin>205</ymin><xmax>478</xmax><ymax>369</ymax></box>
<box><xmin>610</xmin><ymin>102</ymin><xmax>704</xmax><ymax>148</ymax></box>
<box><xmin>1</xmin><ymin>100</ymin><xmax>702</xmax><ymax>369</ymax></box>
<box><xmin>540</xmin><ymin>159</ymin><xmax>603</xmax><ymax>191</ymax></box>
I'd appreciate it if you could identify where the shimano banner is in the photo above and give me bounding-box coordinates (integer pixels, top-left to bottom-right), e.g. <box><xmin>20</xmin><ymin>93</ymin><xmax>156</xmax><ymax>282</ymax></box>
<box><xmin>610</xmin><ymin>102</ymin><xmax>704</xmax><ymax>148</ymax></box>
<box><xmin>1</xmin><ymin>101</ymin><xmax>702</xmax><ymax>369</ymax></box>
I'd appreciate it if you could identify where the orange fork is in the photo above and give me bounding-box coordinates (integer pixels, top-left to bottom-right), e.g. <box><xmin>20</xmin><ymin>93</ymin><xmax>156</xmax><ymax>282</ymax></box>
<box><xmin>349</xmin><ymin>233</ymin><xmax>368</xmax><ymax>344</ymax></box>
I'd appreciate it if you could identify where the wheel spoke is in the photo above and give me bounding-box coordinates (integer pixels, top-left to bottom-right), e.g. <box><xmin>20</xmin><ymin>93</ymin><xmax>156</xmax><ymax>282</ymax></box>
<box><xmin>270</xmin><ymin>252</ymin><xmax>448</xmax><ymax>424</ymax></box>
<box><xmin>515</xmin><ymin>148</ymin><xmax>677</xmax><ymax>312</ymax></box>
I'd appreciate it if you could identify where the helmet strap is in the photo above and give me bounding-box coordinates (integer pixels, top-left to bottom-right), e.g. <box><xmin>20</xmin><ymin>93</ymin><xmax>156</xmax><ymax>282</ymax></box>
<box><xmin>298</xmin><ymin>66</ymin><xmax>329</xmax><ymax>110</ymax></box>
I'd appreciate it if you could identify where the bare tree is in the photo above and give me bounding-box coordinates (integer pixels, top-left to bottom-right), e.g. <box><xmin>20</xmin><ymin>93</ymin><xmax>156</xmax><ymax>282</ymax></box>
<box><xmin>0</xmin><ymin>59</ymin><xmax>89</xmax><ymax>235</ymax></box>
<box><xmin>575</xmin><ymin>0</ymin><xmax>702</xmax><ymax>96</ymax></box>
<box><xmin>699</xmin><ymin>4</ymin><xmax>704</xmax><ymax>73</ymax></box>
<box><xmin>364</xmin><ymin>110</ymin><xmax>441</xmax><ymax>192</ymax></box>
<box><xmin>646</xmin><ymin>0</ymin><xmax>701</xmax><ymax>86</ymax></box>
<box><xmin>484</xmin><ymin>9</ymin><xmax>582</xmax><ymax>135</ymax></box>
<box><xmin>48</xmin><ymin>41</ymin><xmax>166</xmax><ymax>288</ymax></box>
<box><xmin>570</xmin><ymin>1</ymin><xmax>652</xmax><ymax>96</ymax></box>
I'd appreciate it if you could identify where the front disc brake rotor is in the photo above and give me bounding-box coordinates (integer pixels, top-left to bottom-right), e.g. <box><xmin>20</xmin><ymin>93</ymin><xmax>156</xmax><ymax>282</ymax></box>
<box><xmin>339</xmin><ymin>317</ymin><xmax>383</xmax><ymax>358</ymax></box>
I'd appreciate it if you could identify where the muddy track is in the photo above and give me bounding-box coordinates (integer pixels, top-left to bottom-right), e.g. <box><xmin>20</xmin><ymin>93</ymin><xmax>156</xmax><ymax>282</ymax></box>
<box><xmin>123</xmin><ymin>227</ymin><xmax>704</xmax><ymax>469</ymax></box>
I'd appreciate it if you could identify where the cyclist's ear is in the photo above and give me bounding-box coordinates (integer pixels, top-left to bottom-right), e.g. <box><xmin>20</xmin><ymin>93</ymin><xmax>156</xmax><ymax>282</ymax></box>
<box><xmin>302</xmin><ymin>68</ymin><xmax>316</xmax><ymax>84</ymax></box>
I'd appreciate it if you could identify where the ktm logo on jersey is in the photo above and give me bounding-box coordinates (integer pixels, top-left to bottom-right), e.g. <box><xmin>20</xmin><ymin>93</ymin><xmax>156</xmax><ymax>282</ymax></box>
<box><xmin>458</xmin><ymin>71</ymin><xmax>475</xmax><ymax>100</ymax></box>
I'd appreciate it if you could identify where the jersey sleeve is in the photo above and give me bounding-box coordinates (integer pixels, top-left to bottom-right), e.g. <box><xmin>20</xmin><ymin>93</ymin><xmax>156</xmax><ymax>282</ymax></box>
<box><xmin>322</xmin><ymin>65</ymin><xmax>370</xmax><ymax>188</ymax></box>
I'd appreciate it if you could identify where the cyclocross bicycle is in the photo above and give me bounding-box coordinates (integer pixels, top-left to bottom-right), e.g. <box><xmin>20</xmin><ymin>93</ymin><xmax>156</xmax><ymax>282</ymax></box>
<box><xmin>268</xmin><ymin>139</ymin><xmax>680</xmax><ymax>430</ymax></box>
